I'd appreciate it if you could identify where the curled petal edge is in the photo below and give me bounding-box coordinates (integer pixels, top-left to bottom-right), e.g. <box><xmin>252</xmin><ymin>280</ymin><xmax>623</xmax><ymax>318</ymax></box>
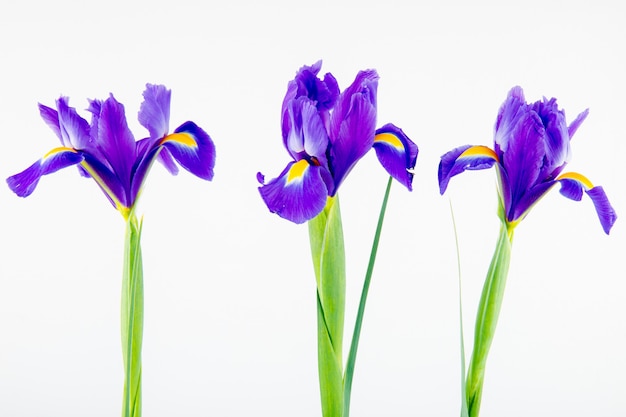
<box><xmin>373</xmin><ymin>123</ymin><xmax>418</xmax><ymax>191</ymax></box>
<box><xmin>438</xmin><ymin>145</ymin><xmax>498</xmax><ymax>194</ymax></box>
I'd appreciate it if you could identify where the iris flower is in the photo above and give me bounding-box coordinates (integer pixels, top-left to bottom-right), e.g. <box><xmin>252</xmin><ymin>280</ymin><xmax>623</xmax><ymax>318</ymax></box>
<box><xmin>438</xmin><ymin>86</ymin><xmax>616</xmax><ymax>417</ymax></box>
<box><xmin>258</xmin><ymin>60</ymin><xmax>417</xmax><ymax>224</ymax></box>
<box><xmin>7</xmin><ymin>84</ymin><xmax>216</xmax><ymax>417</ymax></box>
<box><xmin>439</xmin><ymin>85</ymin><xmax>616</xmax><ymax>235</ymax></box>
<box><xmin>258</xmin><ymin>61</ymin><xmax>417</xmax><ymax>417</ymax></box>
<box><xmin>7</xmin><ymin>83</ymin><xmax>215</xmax><ymax>219</ymax></box>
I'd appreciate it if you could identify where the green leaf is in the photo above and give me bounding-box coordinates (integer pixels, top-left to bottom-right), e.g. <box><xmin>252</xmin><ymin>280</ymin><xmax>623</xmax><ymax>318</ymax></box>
<box><xmin>343</xmin><ymin>176</ymin><xmax>393</xmax><ymax>417</ymax></box>
<box><xmin>450</xmin><ymin>201</ymin><xmax>469</xmax><ymax>417</ymax></box>
<box><xmin>465</xmin><ymin>213</ymin><xmax>514</xmax><ymax>417</ymax></box>
<box><xmin>308</xmin><ymin>196</ymin><xmax>346</xmax><ymax>417</ymax></box>
<box><xmin>121</xmin><ymin>213</ymin><xmax>144</xmax><ymax>417</ymax></box>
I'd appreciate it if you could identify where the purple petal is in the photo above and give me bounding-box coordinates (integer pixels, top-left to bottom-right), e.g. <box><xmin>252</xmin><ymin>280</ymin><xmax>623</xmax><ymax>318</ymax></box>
<box><xmin>38</xmin><ymin>103</ymin><xmax>62</xmax><ymax>142</ymax></box>
<box><xmin>329</xmin><ymin>89</ymin><xmax>377</xmax><ymax>191</ymax></box>
<box><xmin>56</xmin><ymin>97</ymin><xmax>92</xmax><ymax>149</ymax></box>
<box><xmin>138</xmin><ymin>84</ymin><xmax>171</xmax><ymax>140</ymax></box>
<box><xmin>160</xmin><ymin>121</ymin><xmax>216</xmax><ymax>181</ymax></box>
<box><xmin>6</xmin><ymin>148</ymin><xmax>84</xmax><ymax>197</ymax></box>
<box><xmin>509</xmin><ymin>180</ymin><xmax>555</xmax><ymax>222</ymax></box>
<box><xmin>82</xmin><ymin>152</ymin><xmax>129</xmax><ymax>208</ymax></box>
<box><xmin>284</xmin><ymin>97</ymin><xmax>329</xmax><ymax>165</ymax></box>
<box><xmin>330</xmin><ymin>70</ymin><xmax>378</xmax><ymax>137</ymax></box>
<box><xmin>494</xmin><ymin>86</ymin><xmax>527</xmax><ymax>155</ymax></box>
<box><xmin>438</xmin><ymin>145</ymin><xmax>498</xmax><ymax>194</ymax></box>
<box><xmin>501</xmin><ymin>111</ymin><xmax>545</xmax><ymax>220</ymax></box>
<box><xmin>373</xmin><ymin>123</ymin><xmax>418</xmax><ymax>191</ymax></box>
<box><xmin>532</xmin><ymin>97</ymin><xmax>570</xmax><ymax>172</ymax></box>
<box><xmin>97</xmin><ymin>94</ymin><xmax>136</xmax><ymax>189</ymax></box>
<box><xmin>567</xmin><ymin>108</ymin><xmax>589</xmax><ymax>138</ymax></box>
<box><xmin>558</xmin><ymin>178</ymin><xmax>584</xmax><ymax>201</ymax></box>
<box><xmin>586</xmin><ymin>186</ymin><xmax>617</xmax><ymax>234</ymax></box>
<box><xmin>258</xmin><ymin>160</ymin><xmax>330</xmax><ymax>224</ymax></box>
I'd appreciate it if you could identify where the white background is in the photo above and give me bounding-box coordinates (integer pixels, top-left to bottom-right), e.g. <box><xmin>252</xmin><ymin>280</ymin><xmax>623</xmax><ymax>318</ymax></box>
<box><xmin>0</xmin><ymin>1</ymin><xmax>624</xmax><ymax>416</ymax></box>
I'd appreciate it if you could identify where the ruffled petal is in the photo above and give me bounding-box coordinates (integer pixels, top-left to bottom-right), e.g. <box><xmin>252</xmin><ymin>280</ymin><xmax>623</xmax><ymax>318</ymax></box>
<box><xmin>329</xmin><ymin>88</ymin><xmax>377</xmax><ymax>191</ymax></box>
<box><xmin>160</xmin><ymin>121</ymin><xmax>216</xmax><ymax>181</ymax></box>
<box><xmin>532</xmin><ymin>97</ymin><xmax>570</xmax><ymax>172</ymax></box>
<box><xmin>373</xmin><ymin>123</ymin><xmax>418</xmax><ymax>191</ymax></box>
<box><xmin>258</xmin><ymin>160</ymin><xmax>330</xmax><ymax>224</ymax></box>
<box><xmin>494</xmin><ymin>86</ymin><xmax>526</xmax><ymax>155</ymax></box>
<box><xmin>330</xmin><ymin>69</ymin><xmax>378</xmax><ymax>138</ymax></box>
<box><xmin>438</xmin><ymin>145</ymin><xmax>498</xmax><ymax>194</ymax></box>
<box><xmin>138</xmin><ymin>84</ymin><xmax>171</xmax><ymax>140</ymax></box>
<box><xmin>6</xmin><ymin>147</ymin><xmax>83</xmax><ymax>197</ymax></box>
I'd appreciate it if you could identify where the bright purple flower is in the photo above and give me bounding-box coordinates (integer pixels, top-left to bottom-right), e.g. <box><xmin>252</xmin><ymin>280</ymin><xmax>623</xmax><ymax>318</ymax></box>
<box><xmin>258</xmin><ymin>61</ymin><xmax>418</xmax><ymax>224</ymax></box>
<box><xmin>7</xmin><ymin>84</ymin><xmax>216</xmax><ymax>218</ymax></box>
<box><xmin>438</xmin><ymin>86</ymin><xmax>616</xmax><ymax>234</ymax></box>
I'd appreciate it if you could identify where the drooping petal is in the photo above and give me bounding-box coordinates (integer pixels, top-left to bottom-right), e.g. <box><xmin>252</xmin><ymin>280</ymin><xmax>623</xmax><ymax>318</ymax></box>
<box><xmin>6</xmin><ymin>147</ymin><xmax>84</xmax><ymax>197</ymax></box>
<box><xmin>138</xmin><ymin>84</ymin><xmax>171</xmax><ymax>140</ymax></box>
<box><xmin>586</xmin><ymin>186</ymin><xmax>617</xmax><ymax>234</ymax></box>
<box><xmin>258</xmin><ymin>159</ymin><xmax>330</xmax><ymax>224</ymax></box>
<box><xmin>160</xmin><ymin>121</ymin><xmax>216</xmax><ymax>181</ymax></box>
<box><xmin>373</xmin><ymin>123</ymin><xmax>418</xmax><ymax>191</ymax></box>
<box><xmin>557</xmin><ymin>172</ymin><xmax>617</xmax><ymax>234</ymax></box>
<box><xmin>438</xmin><ymin>145</ymin><xmax>498</xmax><ymax>194</ymax></box>
<box><xmin>329</xmin><ymin>88</ymin><xmax>377</xmax><ymax>192</ymax></box>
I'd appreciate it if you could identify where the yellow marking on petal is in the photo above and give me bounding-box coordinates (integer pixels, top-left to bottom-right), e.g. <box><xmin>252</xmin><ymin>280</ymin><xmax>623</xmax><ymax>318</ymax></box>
<box><xmin>556</xmin><ymin>171</ymin><xmax>594</xmax><ymax>189</ymax></box>
<box><xmin>79</xmin><ymin>161</ymin><xmax>130</xmax><ymax>218</ymax></box>
<box><xmin>43</xmin><ymin>146</ymin><xmax>77</xmax><ymax>159</ymax></box>
<box><xmin>374</xmin><ymin>132</ymin><xmax>404</xmax><ymax>150</ymax></box>
<box><xmin>287</xmin><ymin>159</ymin><xmax>309</xmax><ymax>183</ymax></box>
<box><xmin>459</xmin><ymin>145</ymin><xmax>499</xmax><ymax>161</ymax></box>
<box><xmin>161</xmin><ymin>132</ymin><xmax>197</xmax><ymax>148</ymax></box>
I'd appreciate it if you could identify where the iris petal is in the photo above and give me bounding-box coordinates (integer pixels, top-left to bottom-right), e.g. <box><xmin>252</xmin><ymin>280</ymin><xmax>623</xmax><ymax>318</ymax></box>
<box><xmin>373</xmin><ymin>123</ymin><xmax>418</xmax><ymax>191</ymax></box>
<box><xmin>329</xmin><ymin>90</ymin><xmax>377</xmax><ymax>192</ymax></box>
<box><xmin>6</xmin><ymin>147</ymin><xmax>83</xmax><ymax>197</ymax></box>
<box><xmin>438</xmin><ymin>145</ymin><xmax>498</xmax><ymax>194</ymax></box>
<box><xmin>160</xmin><ymin>121</ymin><xmax>216</xmax><ymax>181</ymax></box>
<box><xmin>138</xmin><ymin>84</ymin><xmax>171</xmax><ymax>140</ymax></box>
<box><xmin>258</xmin><ymin>160</ymin><xmax>330</xmax><ymax>224</ymax></box>
<box><xmin>56</xmin><ymin>97</ymin><xmax>92</xmax><ymax>149</ymax></box>
<box><xmin>38</xmin><ymin>103</ymin><xmax>62</xmax><ymax>141</ymax></box>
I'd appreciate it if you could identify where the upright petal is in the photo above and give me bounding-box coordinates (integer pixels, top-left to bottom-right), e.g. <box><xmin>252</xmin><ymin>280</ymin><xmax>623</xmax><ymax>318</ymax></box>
<box><xmin>438</xmin><ymin>145</ymin><xmax>498</xmax><ymax>194</ymax></box>
<box><xmin>284</xmin><ymin>97</ymin><xmax>330</xmax><ymax>165</ymax></box>
<box><xmin>7</xmin><ymin>147</ymin><xmax>84</xmax><ymax>197</ymax></box>
<box><xmin>38</xmin><ymin>103</ymin><xmax>62</xmax><ymax>142</ymax></box>
<box><xmin>96</xmin><ymin>94</ymin><xmax>136</xmax><ymax>193</ymax></box>
<box><xmin>138</xmin><ymin>84</ymin><xmax>171</xmax><ymax>140</ymax></box>
<box><xmin>493</xmin><ymin>86</ymin><xmax>526</xmax><ymax>155</ymax></box>
<box><xmin>567</xmin><ymin>108</ymin><xmax>589</xmax><ymax>139</ymax></box>
<box><xmin>329</xmin><ymin>87</ymin><xmax>377</xmax><ymax>191</ymax></box>
<box><xmin>258</xmin><ymin>160</ymin><xmax>330</xmax><ymax>224</ymax></box>
<box><xmin>373</xmin><ymin>124</ymin><xmax>418</xmax><ymax>191</ymax></box>
<box><xmin>56</xmin><ymin>97</ymin><xmax>92</xmax><ymax>150</ymax></box>
<box><xmin>330</xmin><ymin>70</ymin><xmax>378</xmax><ymax>135</ymax></box>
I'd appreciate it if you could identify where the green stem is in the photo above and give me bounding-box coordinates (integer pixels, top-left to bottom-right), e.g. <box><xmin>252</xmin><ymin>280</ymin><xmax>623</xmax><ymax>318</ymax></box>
<box><xmin>309</xmin><ymin>196</ymin><xmax>346</xmax><ymax>417</ymax></box>
<box><xmin>343</xmin><ymin>176</ymin><xmax>393</xmax><ymax>417</ymax></box>
<box><xmin>121</xmin><ymin>213</ymin><xmax>144</xmax><ymax>417</ymax></box>
<box><xmin>465</xmin><ymin>219</ymin><xmax>513</xmax><ymax>417</ymax></box>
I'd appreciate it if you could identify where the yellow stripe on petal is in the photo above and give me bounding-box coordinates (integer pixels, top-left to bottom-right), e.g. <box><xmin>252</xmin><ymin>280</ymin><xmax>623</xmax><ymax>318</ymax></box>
<box><xmin>459</xmin><ymin>145</ymin><xmax>499</xmax><ymax>161</ymax></box>
<box><xmin>556</xmin><ymin>171</ymin><xmax>594</xmax><ymax>189</ymax></box>
<box><xmin>287</xmin><ymin>159</ymin><xmax>309</xmax><ymax>183</ymax></box>
<box><xmin>374</xmin><ymin>132</ymin><xmax>404</xmax><ymax>150</ymax></box>
<box><xmin>43</xmin><ymin>146</ymin><xmax>77</xmax><ymax>159</ymax></box>
<box><xmin>161</xmin><ymin>132</ymin><xmax>197</xmax><ymax>148</ymax></box>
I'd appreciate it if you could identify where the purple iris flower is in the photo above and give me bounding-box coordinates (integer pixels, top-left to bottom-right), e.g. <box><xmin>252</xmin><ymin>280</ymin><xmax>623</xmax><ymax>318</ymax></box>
<box><xmin>438</xmin><ymin>86</ymin><xmax>616</xmax><ymax>234</ymax></box>
<box><xmin>7</xmin><ymin>84</ymin><xmax>216</xmax><ymax>218</ymax></box>
<box><xmin>258</xmin><ymin>61</ymin><xmax>418</xmax><ymax>224</ymax></box>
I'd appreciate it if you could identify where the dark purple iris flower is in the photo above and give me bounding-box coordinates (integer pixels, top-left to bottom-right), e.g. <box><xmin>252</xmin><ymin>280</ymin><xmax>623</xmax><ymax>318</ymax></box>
<box><xmin>438</xmin><ymin>86</ymin><xmax>616</xmax><ymax>234</ymax></box>
<box><xmin>257</xmin><ymin>61</ymin><xmax>418</xmax><ymax>224</ymax></box>
<box><xmin>7</xmin><ymin>84</ymin><xmax>216</xmax><ymax>218</ymax></box>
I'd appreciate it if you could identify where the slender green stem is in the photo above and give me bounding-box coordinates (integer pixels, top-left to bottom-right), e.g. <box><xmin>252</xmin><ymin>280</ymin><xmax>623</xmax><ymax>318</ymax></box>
<box><xmin>343</xmin><ymin>176</ymin><xmax>393</xmax><ymax>417</ymax></box>
<box><xmin>309</xmin><ymin>196</ymin><xmax>346</xmax><ymax>417</ymax></box>
<box><xmin>465</xmin><ymin>219</ymin><xmax>513</xmax><ymax>417</ymax></box>
<box><xmin>121</xmin><ymin>213</ymin><xmax>144</xmax><ymax>417</ymax></box>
